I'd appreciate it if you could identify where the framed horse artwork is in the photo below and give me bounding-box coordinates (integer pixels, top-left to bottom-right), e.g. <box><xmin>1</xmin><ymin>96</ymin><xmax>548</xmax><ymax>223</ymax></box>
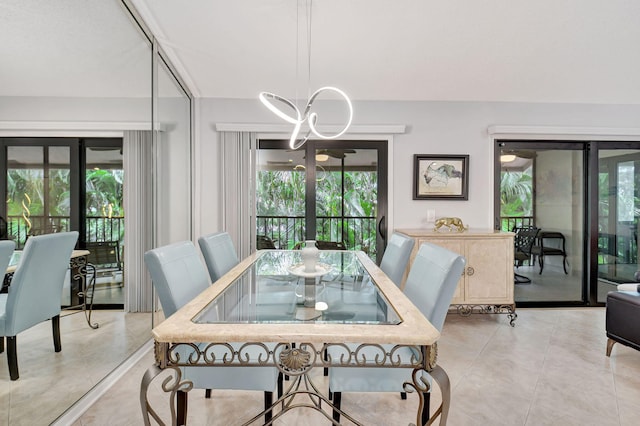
<box><xmin>413</xmin><ymin>154</ymin><xmax>469</xmax><ymax>200</ymax></box>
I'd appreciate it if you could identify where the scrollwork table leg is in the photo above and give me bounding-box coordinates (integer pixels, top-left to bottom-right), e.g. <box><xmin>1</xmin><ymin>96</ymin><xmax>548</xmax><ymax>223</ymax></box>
<box><xmin>428</xmin><ymin>365</ymin><xmax>450</xmax><ymax>426</ymax></box>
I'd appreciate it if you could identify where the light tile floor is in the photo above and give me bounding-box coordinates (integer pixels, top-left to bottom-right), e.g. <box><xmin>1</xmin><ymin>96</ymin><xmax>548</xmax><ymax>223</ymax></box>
<box><xmin>0</xmin><ymin>310</ymin><xmax>151</xmax><ymax>426</ymax></box>
<box><xmin>75</xmin><ymin>307</ymin><xmax>640</xmax><ymax>425</ymax></box>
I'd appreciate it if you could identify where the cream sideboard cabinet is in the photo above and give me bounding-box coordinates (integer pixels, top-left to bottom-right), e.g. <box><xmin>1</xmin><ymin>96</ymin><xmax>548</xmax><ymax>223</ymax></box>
<box><xmin>396</xmin><ymin>229</ymin><xmax>517</xmax><ymax>326</ymax></box>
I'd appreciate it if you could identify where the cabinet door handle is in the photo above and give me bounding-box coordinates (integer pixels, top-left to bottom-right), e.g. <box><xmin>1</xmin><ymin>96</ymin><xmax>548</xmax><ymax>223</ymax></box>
<box><xmin>466</xmin><ymin>266</ymin><xmax>475</xmax><ymax>276</ymax></box>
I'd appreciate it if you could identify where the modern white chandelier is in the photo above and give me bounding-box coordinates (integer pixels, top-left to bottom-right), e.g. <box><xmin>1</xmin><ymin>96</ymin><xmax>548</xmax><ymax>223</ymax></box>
<box><xmin>258</xmin><ymin>0</ymin><xmax>353</xmax><ymax>150</ymax></box>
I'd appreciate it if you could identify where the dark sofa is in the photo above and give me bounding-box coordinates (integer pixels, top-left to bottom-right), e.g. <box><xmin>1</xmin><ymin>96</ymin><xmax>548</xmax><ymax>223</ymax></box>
<box><xmin>606</xmin><ymin>283</ymin><xmax>640</xmax><ymax>356</ymax></box>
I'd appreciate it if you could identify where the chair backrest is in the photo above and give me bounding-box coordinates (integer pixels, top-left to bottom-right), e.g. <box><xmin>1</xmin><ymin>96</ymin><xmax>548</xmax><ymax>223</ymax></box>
<box><xmin>4</xmin><ymin>231</ymin><xmax>78</xmax><ymax>335</ymax></box>
<box><xmin>0</xmin><ymin>239</ymin><xmax>15</xmax><ymax>279</ymax></box>
<box><xmin>403</xmin><ymin>242</ymin><xmax>466</xmax><ymax>331</ymax></box>
<box><xmin>379</xmin><ymin>232</ymin><xmax>415</xmax><ymax>287</ymax></box>
<box><xmin>0</xmin><ymin>216</ymin><xmax>8</xmax><ymax>239</ymax></box>
<box><xmin>197</xmin><ymin>232</ymin><xmax>240</xmax><ymax>282</ymax></box>
<box><xmin>144</xmin><ymin>241</ymin><xmax>210</xmax><ymax>318</ymax></box>
<box><xmin>256</xmin><ymin>235</ymin><xmax>276</xmax><ymax>250</ymax></box>
<box><xmin>513</xmin><ymin>226</ymin><xmax>539</xmax><ymax>255</ymax></box>
<box><xmin>315</xmin><ymin>240</ymin><xmax>347</xmax><ymax>250</ymax></box>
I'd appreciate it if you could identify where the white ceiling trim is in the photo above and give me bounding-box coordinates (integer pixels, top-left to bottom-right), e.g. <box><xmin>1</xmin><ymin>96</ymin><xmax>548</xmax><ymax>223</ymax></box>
<box><xmin>215</xmin><ymin>123</ymin><xmax>406</xmax><ymax>134</ymax></box>
<box><xmin>488</xmin><ymin>125</ymin><xmax>640</xmax><ymax>141</ymax></box>
<box><xmin>0</xmin><ymin>121</ymin><xmax>159</xmax><ymax>137</ymax></box>
<box><xmin>126</xmin><ymin>0</ymin><xmax>200</xmax><ymax>98</ymax></box>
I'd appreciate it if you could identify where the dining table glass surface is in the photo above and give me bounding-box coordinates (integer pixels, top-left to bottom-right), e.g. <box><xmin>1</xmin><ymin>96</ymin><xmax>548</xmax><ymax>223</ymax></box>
<box><xmin>144</xmin><ymin>249</ymin><xmax>452</xmax><ymax>425</ymax></box>
<box><xmin>192</xmin><ymin>250</ymin><xmax>402</xmax><ymax>325</ymax></box>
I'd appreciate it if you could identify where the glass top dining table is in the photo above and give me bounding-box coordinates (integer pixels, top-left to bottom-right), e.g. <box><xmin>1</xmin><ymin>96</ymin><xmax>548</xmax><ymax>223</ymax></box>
<box><xmin>144</xmin><ymin>250</ymin><xmax>451</xmax><ymax>425</ymax></box>
<box><xmin>192</xmin><ymin>250</ymin><xmax>402</xmax><ymax>325</ymax></box>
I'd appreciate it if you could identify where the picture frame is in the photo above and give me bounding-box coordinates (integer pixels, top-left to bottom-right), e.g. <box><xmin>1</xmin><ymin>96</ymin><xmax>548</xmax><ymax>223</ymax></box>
<box><xmin>413</xmin><ymin>154</ymin><xmax>469</xmax><ymax>200</ymax></box>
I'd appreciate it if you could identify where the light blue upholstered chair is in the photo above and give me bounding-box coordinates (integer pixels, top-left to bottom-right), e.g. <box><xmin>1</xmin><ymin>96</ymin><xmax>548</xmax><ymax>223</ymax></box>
<box><xmin>0</xmin><ymin>239</ymin><xmax>16</xmax><ymax>294</ymax></box>
<box><xmin>379</xmin><ymin>232</ymin><xmax>415</xmax><ymax>287</ymax></box>
<box><xmin>0</xmin><ymin>231</ymin><xmax>78</xmax><ymax>380</ymax></box>
<box><xmin>328</xmin><ymin>242</ymin><xmax>465</xmax><ymax>424</ymax></box>
<box><xmin>198</xmin><ymin>232</ymin><xmax>240</xmax><ymax>282</ymax></box>
<box><xmin>144</xmin><ymin>241</ymin><xmax>280</xmax><ymax>423</ymax></box>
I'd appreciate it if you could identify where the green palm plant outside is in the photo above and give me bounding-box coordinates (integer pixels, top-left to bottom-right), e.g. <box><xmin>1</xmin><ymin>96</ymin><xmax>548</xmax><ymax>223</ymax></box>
<box><xmin>256</xmin><ymin>169</ymin><xmax>378</xmax><ymax>257</ymax></box>
<box><xmin>500</xmin><ymin>169</ymin><xmax>533</xmax><ymax>231</ymax></box>
<box><xmin>5</xmin><ymin>168</ymin><xmax>124</xmax><ymax>244</ymax></box>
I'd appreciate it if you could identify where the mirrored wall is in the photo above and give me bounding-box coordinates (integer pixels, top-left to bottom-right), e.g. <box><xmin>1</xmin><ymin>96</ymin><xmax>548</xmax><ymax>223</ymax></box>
<box><xmin>0</xmin><ymin>0</ymin><xmax>193</xmax><ymax>424</ymax></box>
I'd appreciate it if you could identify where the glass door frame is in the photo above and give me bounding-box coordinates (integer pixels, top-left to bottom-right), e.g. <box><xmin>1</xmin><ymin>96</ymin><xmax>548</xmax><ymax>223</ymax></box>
<box><xmin>256</xmin><ymin>139</ymin><xmax>389</xmax><ymax>263</ymax></box>
<box><xmin>494</xmin><ymin>139</ymin><xmax>591</xmax><ymax>307</ymax></box>
<box><xmin>81</xmin><ymin>137</ymin><xmax>124</xmax><ymax>247</ymax></box>
<box><xmin>496</xmin><ymin>139</ymin><xmax>640</xmax><ymax>308</ymax></box>
<box><xmin>589</xmin><ymin>141</ymin><xmax>640</xmax><ymax>305</ymax></box>
<box><xmin>0</xmin><ymin>137</ymin><xmax>81</xmax><ymax>243</ymax></box>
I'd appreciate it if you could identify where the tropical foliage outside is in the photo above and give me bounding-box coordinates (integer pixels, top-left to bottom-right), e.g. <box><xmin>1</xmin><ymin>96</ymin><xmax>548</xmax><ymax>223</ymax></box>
<box><xmin>6</xmin><ymin>168</ymin><xmax>124</xmax><ymax>246</ymax></box>
<box><xmin>500</xmin><ymin>166</ymin><xmax>533</xmax><ymax>231</ymax></box>
<box><xmin>501</xmin><ymin>160</ymin><xmax>640</xmax><ymax>268</ymax></box>
<box><xmin>256</xmin><ymin>168</ymin><xmax>378</xmax><ymax>257</ymax></box>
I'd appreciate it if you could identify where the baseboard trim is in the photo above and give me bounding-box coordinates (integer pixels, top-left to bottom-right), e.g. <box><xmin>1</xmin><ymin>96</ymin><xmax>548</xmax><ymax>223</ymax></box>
<box><xmin>50</xmin><ymin>339</ymin><xmax>153</xmax><ymax>425</ymax></box>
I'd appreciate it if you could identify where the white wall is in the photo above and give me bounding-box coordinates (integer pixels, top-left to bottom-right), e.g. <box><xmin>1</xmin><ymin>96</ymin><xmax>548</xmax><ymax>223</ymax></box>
<box><xmin>197</xmin><ymin>98</ymin><xmax>640</xmax><ymax>235</ymax></box>
<box><xmin>0</xmin><ymin>96</ymin><xmax>151</xmax><ymax>122</ymax></box>
<box><xmin>5</xmin><ymin>96</ymin><xmax>640</xmax><ymax>243</ymax></box>
<box><xmin>0</xmin><ymin>95</ymin><xmax>192</xmax><ymax>246</ymax></box>
<box><xmin>156</xmin><ymin>96</ymin><xmax>192</xmax><ymax>245</ymax></box>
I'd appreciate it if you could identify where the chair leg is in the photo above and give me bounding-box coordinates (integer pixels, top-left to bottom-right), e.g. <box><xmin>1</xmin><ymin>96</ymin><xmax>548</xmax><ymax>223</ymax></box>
<box><xmin>205</xmin><ymin>389</ymin><xmax>211</xmax><ymax>399</ymax></box>
<box><xmin>277</xmin><ymin>372</ymin><xmax>283</xmax><ymax>399</ymax></box>
<box><xmin>514</xmin><ymin>272</ymin><xmax>531</xmax><ymax>284</ymax></box>
<box><xmin>264</xmin><ymin>391</ymin><xmax>273</xmax><ymax>423</ymax></box>
<box><xmin>177</xmin><ymin>390</ymin><xmax>188</xmax><ymax>425</ymax></box>
<box><xmin>52</xmin><ymin>315</ymin><xmax>61</xmax><ymax>352</ymax></box>
<box><xmin>332</xmin><ymin>391</ymin><xmax>342</xmax><ymax>423</ymax></box>
<box><xmin>421</xmin><ymin>392</ymin><xmax>431</xmax><ymax>426</ymax></box>
<box><xmin>538</xmin><ymin>256</ymin><xmax>544</xmax><ymax>274</ymax></box>
<box><xmin>606</xmin><ymin>338</ymin><xmax>616</xmax><ymax>357</ymax></box>
<box><xmin>7</xmin><ymin>336</ymin><xmax>19</xmax><ymax>381</ymax></box>
<box><xmin>0</xmin><ymin>336</ymin><xmax>4</xmax><ymax>354</ymax></box>
<box><xmin>323</xmin><ymin>349</ymin><xmax>328</xmax><ymax>376</ymax></box>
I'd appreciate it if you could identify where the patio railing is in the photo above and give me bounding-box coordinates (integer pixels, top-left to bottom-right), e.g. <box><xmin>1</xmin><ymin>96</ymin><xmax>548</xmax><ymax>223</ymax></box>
<box><xmin>6</xmin><ymin>215</ymin><xmax>124</xmax><ymax>249</ymax></box>
<box><xmin>257</xmin><ymin>215</ymin><xmax>377</xmax><ymax>258</ymax></box>
<box><xmin>500</xmin><ymin>216</ymin><xmax>534</xmax><ymax>231</ymax></box>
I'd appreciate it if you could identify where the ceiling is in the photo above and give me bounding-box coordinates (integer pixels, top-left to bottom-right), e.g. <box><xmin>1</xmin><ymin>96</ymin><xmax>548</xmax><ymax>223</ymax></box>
<box><xmin>131</xmin><ymin>0</ymin><xmax>640</xmax><ymax>103</ymax></box>
<box><xmin>2</xmin><ymin>0</ymin><xmax>640</xmax><ymax>104</ymax></box>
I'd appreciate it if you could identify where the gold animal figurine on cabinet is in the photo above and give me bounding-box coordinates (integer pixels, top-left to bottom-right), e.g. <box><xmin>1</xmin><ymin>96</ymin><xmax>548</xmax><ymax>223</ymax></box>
<box><xmin>434</xmin><ymin>217</ymin><xmax>468</xmax><ymax>233</ymax></box>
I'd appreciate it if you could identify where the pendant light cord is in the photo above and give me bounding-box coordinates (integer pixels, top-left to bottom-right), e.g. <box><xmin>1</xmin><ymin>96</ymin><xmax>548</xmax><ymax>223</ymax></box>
<box><xmin>307</xmin><ymin>0</ymin><xmax>313</xmax><ymax>100</ymax></box>
<box><xmin>258</xmin><ymin>0</ymin><xmax>352</xmax><ymax>150</ymax></box>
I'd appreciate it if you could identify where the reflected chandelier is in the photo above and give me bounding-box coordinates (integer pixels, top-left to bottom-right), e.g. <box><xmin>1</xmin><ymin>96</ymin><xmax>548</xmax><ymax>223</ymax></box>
<box><xmin>258</xmin><ymin>0</ymin><xmax>353</xmax><ymax>150</ymax></box>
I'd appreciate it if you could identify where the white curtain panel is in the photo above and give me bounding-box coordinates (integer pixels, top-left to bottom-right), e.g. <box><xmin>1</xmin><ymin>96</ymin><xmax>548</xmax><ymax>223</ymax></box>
<box><xmin>123</xmin><ymin>130</ymin><xmax>155</xmax><ymax>312</ymax></box>
<box><xmin>220</xmin><ymin>131</ymin><xmax>256</xmax><ymax>259</ymax></box>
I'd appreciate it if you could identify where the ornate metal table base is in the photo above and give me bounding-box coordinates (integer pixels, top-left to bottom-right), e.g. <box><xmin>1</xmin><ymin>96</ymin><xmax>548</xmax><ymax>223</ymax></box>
<box><xmin>70</xmin><ymin>256</ymin><xmax>99</xmax><ymax>329</ymax></box>
<box><xmin>141</xmin><ymin>342</ymin><xmax>451</xmax><ymax>426</ymax></box>
<box><xmin>454</xmin><ymin>304</ymin><xmax>517</xmax><ymax>327</ymax></box>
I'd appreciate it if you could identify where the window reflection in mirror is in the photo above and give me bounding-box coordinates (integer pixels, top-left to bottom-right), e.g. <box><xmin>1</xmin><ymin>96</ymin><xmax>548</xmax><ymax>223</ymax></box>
<box><xmin>0</xmin><ymin>1</ymin><xmax>161</xmax><ymax>424</ymax></box>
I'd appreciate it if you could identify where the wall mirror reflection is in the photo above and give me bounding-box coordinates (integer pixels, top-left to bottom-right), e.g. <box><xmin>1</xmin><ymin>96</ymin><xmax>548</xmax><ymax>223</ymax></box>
<box><xmin>0</xmin><ymin>1</ymin><xmax>193</xmax><ymax>424</ymax></box>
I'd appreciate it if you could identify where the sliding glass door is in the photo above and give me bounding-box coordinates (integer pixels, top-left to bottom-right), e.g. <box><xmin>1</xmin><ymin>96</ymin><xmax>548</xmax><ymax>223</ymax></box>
<box><xmin>497</xmin><ymin>141</ymin><xmax>585</xmax><ymax>304</ymax></box>
<box><xmin>595</xmin><ymin>146</ymin><xmax>640</xmax><ymax>303</ymax></box>
<box><xmin>256</xmin><ymin>139</ymin><xmax>388</xmax><ymax>262</ymax></box>
<box><xmin>496</xmin><ymin>140</ymin><xmax>640</xmax><ymax>307</ymax></box>
<box><xmin>0</xmin><ymin>136</ymin><xmax>125</xmax><ymax>307</ymax></box>
<box><xmin>1</xmin><ymin>138</ymin><xmax>76</xmax><ymax>245</ymax></box>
